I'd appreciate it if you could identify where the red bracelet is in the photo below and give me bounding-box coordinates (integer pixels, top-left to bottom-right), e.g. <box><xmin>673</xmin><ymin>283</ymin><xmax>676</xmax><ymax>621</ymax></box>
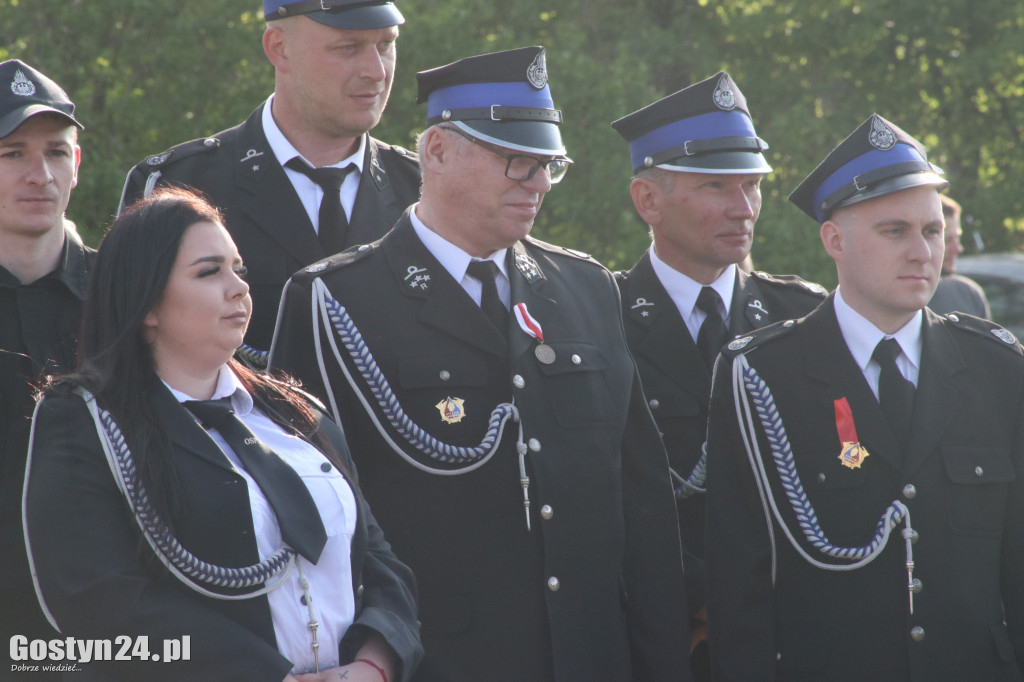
<box><xmin>354</xmin><ymin>658</ymin><xmax>388</xmax><ymax>682</ymax></box>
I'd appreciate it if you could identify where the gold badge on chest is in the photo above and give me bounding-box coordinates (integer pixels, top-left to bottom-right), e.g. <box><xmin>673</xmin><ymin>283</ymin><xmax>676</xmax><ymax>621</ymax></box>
<box><xmin>436</xmin><ymin>397</ymin><xmax>466</xmax><ymax>424</ymax></box>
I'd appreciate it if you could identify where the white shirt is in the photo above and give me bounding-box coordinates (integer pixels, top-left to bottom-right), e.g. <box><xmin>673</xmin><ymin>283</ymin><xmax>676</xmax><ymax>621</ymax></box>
<box><xmin>410</xmin><ymin>204</ymin><xmax>511</xmax><ymax>308</ymax></box>
<box><xmin>833</xmin><ymin>286</ymin><xmax>923</xmax><ymax>398</ymax></box>
<box><xmin>262</xmin><ymin>94</ymin><xmax>365</xmax><ymax>234</ymax></box>
<box><xmin>650</xmin><ymin>247</ymin><xmax>736</xmax><ymax>342</ymax></box>
<box><xmin>167</xmin><ymin>366</ymin><xmax>357</xmax><ymax>674</ymax></box>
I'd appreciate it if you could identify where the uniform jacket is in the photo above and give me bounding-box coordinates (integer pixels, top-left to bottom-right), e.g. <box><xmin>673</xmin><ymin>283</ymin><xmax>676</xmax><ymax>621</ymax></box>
<box><xmin>0</xmin><ymin>227</ymin><xmax>94</xmax><ymax>667</ymax></box>
<box><xmin>616</xmin><ymin>250</ymin><xmax>825</xmax><ymax>604</ymax></box>
<box><xmin>24</xmin><ymin>381</ymin><xmax>422</xmax><ymax>682</ymax></box>
<box><xmin>705</xmin><ymin>296</ymin><xmax>1024</xmax><ymax>681</ymax></box>
<box><xmin>270</xmin><ymin>215</ymin><xmax>691</xmax><ymax>682</ymax></box>
<box><xmin>119</xmin><ymin>103</ymin><xmax>421</xmax><ymax>350</ymax></box>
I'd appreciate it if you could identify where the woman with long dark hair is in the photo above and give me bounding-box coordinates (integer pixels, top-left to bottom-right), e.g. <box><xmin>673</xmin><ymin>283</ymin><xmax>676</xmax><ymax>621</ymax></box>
<box><xmin>22</xmin><ymin>187</ymin><xmax>421</xmax><ymax>682</ymax></box>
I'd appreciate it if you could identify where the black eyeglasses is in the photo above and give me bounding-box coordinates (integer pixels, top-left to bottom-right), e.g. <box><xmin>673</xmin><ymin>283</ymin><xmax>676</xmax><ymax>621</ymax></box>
<box><xmin>443</xmin><ymin>126</ymin><xmax>572</xmax><ymax>184</ymax></box>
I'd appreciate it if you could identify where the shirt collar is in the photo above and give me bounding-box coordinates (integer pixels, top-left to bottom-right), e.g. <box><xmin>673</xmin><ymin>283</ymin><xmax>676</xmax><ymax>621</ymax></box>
<box><xmin>164</xmin><ymin>364</ymin><xmax>254</xmax><ymax>416</ymax></box>
<box><xmin>409</xmin><ymin>204</ymin><xmax>509</xmax><ymax>282</ymax></box>
<box><xmin>262</xmin><ymin>94</ymin><xmax>366</xmax><ymax>174</ymax></box>
<box><xmin>834</xmin><ymin>286</ymin><xmax>923</xmax><ymax>372</ymax></box>
<box><xmin>649</xmin><ymin>247</ymin><xmax>736</xmax><ymax>319</ymax></box>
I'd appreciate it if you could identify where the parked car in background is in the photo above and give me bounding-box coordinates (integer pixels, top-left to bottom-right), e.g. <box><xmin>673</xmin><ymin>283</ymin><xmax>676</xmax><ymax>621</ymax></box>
<box><xmin>952</xmin><ymin>253</ymin><xmax>1024</xmax><ymax>339</ymax></box>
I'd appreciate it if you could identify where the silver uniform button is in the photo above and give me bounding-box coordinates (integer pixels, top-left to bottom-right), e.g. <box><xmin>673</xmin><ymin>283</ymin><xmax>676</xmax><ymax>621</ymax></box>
<box><xmin>547</xmin><ymin>576</ymin><xmax>560</xmax><ymax>591</ymax></box>
<box><xmin>571</xmin><ymin>354</ymin><xmax>582</xmax><ymax>365</ymax></box>
<box><xmin>357</xmin><ymin>244</ymin><xmax>370</xmax><ymax>252</ymax></box>
<box><xmin>910</xmin><ymin>626</ymin><xmax>925</xmax><ymax>641</ymax></box>
<box><xmin>513</xmin><ymin>375</ymin><xmax>526</xmax><ymax>389</ymax></box>
<box><xmin>357</xmin><ymin>584</ymin><xmax>364</xmax><ymax>597</ymax></box>
<box><xmin>911</xmin><ymin>578</ymin><xmax>923</xmax><ymax>593</ymax></box>
<box><xmin>528</xmin><ymin>438</ymin><xmax>542</xmax><ymax>452</ymax></box>
<box><xmin>783</xmin><ymin>320</ymin><xmax>795</xmax><ymax>327</ymax></box>
<box><xmin>439</xmin><ymin>370</ymin><xmax>451</xmax><ymax>381</ymax></box>
<box><xmin>902</xmin><ymin>484</ymin><xmax>917</xmax><ymax>499</ymax></box>
<box><xmin>203</xmin><ymin>138</ymin><xmax>217</xmax><ymax>147</ymax></box>
<box><xmin>649</xmin><ymin>399</ymin><xmax>660</xmax><ymax>410</ymax></box>
<box><xmin>540</xmin><ymin>505</ymin><xmax>553</xmax><ymax>520</ymax></box>
<box><xmin>975</xmin><ymin>466</ymin><xmax>984</xmax><ymax>477</ymax></box>
<box><xmin>817</xmin><ymin>473</ymin><xmax>826</xmax><ymax>483</ymax></box>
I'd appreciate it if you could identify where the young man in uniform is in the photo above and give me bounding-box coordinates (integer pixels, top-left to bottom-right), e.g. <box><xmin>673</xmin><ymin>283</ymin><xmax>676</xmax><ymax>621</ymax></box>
<box><xmin>120</xmin><ymin>0</ymin><xmax>419</xmax><ymax>354</ymax></box>
<box><xmin>705</xmin><ymin>114</ymin><xmax>1024</xmax><ymax>680</ymax></box>
<box><xmin>0</xmin><ymin>59</ymin><xmax>92</xmax><ymax>675</ymax></box>
<box><xmin>611</xmin><ymin>73</ymin><xmax>826</xmax><ymax>679</ymax></box>
<box><xmin>270</xmin><ymin>47</ymin><xmax>691</xmax><ymax>682</ymax></box>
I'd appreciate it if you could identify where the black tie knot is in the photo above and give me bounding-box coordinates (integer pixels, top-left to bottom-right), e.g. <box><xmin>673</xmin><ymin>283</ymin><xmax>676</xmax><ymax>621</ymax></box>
<box><xmin>467</xmin><ymin>259</ymin><xmax>501</xmax><ymax>284</ymax></box>
<box><xmin>696</xmin><ymin>286</ymin><xmax>724</xmax><ymax>317</ymax></box>
<box><xmin>871</xmin><ymin>337</ymin><xmax>902</xmax><ymax>366</ymax></box>
<box><xmin>285</xmin><ymin>158</ymin><xmax>354</xmax><ymax>192</ymax></box>
<box><xmin>183</xmin><ymin>397</ymin><xmax>234</xmax><ymax>430</ymax></box>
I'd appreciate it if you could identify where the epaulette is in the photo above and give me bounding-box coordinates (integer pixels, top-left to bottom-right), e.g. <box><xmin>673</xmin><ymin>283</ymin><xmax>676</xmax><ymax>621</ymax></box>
<box><xmin>524</xmin><ymin>235</ymin><xmax>601</xmax><ymax>265</ymax></box>
<box><xmin>135</xmin><ymin>136</ymin><xmax>222</xmax><ymax>171</ymax></box>
<box><xmin>944</xmin><ymin>312</ymin><xmax>1024</xmax><ymax>356</ymax></box>
<box><xmin>293</xmin><ymin>241</ymin><xmax>379</xmax><ymax>282</ymax></box>
<box><xmin>391</xmin><ymin>144</ymin><xmax>418</xmax><ymax>162</ymax></box>
<box><xmin>750</xmin><ymin>270</ymin><xmax>828</xmax><ymax>298</ymax></box>
<box><xmin>720</xmin><ymin>317</ymin><xmax>801</xmax><ymax>358</ymax></box>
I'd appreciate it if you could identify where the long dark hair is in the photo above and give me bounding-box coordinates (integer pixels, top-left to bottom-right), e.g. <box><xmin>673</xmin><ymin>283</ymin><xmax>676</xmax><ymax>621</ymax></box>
<box><xmin>49</xmin><ymin>187</ymin><xmax>331</xmax><ymax>523</ymax></box>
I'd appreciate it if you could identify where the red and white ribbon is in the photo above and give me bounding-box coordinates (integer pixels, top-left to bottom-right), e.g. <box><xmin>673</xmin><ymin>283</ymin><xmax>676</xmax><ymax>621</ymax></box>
<box><xmin>513</xmin><ymin>302</ymin><xmax>544</xmax><ymax>342</ymax></box>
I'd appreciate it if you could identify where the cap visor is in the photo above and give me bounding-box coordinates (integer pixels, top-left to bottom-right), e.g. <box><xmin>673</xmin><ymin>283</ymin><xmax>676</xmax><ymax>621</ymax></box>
<box><xmin>655</xmin><ymin>150</ymin><xmax>772</xmax><ymax>174</ymax></box>
<box><xmin>306</xmin><ymin>3</ymin><xmax>404</xmax><ymax>29</ymax></box>
<box><xmin>0</xmin><ymin>105</ymin><xmax>82</xmax><ymax>139</ymax></box>
<box><xmin>458</xmin><ymin>120</ymin><xmax>565</xmax><ymax>156</ymax></box>
<box><xmin>833</xmin><ymin>172</ymin><xmax>948</xmax><ymax>213</ymax></box>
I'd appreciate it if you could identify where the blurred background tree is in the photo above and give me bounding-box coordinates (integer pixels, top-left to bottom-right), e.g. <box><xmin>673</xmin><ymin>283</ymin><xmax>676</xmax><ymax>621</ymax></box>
<box><xmin>3</xmin><ymin>0</ymin><xmax>1022</xmax><ymax>287</ymax></box>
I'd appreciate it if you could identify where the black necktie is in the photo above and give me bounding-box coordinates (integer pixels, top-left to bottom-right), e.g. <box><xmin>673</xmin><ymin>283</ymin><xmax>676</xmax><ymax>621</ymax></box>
<box><xmin>467</xmin><ymin>260</ymin><xmax>508</xmax><ymax>339</ymax></box>
<box><xmin>872</xmin><ymin>338</ymin><xmax>916</xmax><ymax>451</ymax></box>
<box><xmin>286</xmin><ymin>158</ymin><xmax>355</xmax><ymax>255</ymax></box>
<box><xmin>184</xmin><ymin>398</ymin><xmax>327</xmax><ymax>562</ymax></box>
<box><xmin>695</xmin><ymin>286</ymin><xmax>728</xmax><ymax>371</ymax></box>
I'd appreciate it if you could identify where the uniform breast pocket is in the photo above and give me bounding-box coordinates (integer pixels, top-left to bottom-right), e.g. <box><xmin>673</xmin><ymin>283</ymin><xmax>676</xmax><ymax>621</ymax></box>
<box><xmin>301</xmin><ymin>468</ymin><xmax>357</xmax><ymax>540</ymax></box>
<box><xmin>943</xmin><ymin>446</ymin><xmax>1016</xmax><ymax>536</ymax></box>
<box><xmin>536</xmin><ymin>342</ymin><xmax>617</xmax><ymax>427</ymax></box>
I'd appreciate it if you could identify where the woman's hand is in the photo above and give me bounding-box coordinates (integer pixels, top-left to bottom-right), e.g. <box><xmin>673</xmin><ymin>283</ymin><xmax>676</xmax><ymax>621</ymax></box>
<box><xmin>290</xmin><ymin>659</ymin><xmax>386</xmax><ymax>682</ymax></box>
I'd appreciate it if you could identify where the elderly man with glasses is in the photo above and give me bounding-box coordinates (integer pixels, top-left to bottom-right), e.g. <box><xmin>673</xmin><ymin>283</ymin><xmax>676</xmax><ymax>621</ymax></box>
<box><xmin>269</xmin><ymin>46</ymin><xmax>692</xmax><ymax>682</ymax></box>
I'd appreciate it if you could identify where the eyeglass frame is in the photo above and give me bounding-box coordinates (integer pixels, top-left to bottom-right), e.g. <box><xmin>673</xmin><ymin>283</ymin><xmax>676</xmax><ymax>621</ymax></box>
<box><xmin>441</xmin><ymin>125</ymin><xmax>573</xmax><ymax>184</ymax></box>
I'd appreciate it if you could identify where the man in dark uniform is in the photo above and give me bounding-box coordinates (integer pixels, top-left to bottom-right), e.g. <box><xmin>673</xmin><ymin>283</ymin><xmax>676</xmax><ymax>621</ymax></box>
<box><xmin>119</xmin><ymin>0</ymin><xmax>419</xmax><ymax>354</ymax></box>
<box><xmin>705</xmin><ymin>114</ymin><xmax>1024</xmax><ymax>680</ymax></box>
<box><xmin>0</xmin><ymin>59</ymin><xmax>93</xmax><ymax>676</ymax></box>
<box><xmin>611</xmin><ymin>72</ymin><xmax>826</xmax><ymax>677</ymax></box>
<box><xmin>270</xmin><ymin>47</ymin><xmax>691</xmax><ymax>681</ymax></box>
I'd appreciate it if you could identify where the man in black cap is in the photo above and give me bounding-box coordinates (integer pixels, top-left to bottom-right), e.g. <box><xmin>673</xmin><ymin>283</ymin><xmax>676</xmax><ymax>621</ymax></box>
<box><xmin>705</xmin><ymin>113</ymin><xmax>1024</xmax><ymax>680</ymax></box>
<box><xmin>611</xmin><ymin>72</ymin><xmax>826</xmax><ymax>679</ymax></box>
<box><xmin>119</xmin><ymin>0</ymin><xmax>419</xmax><ymax>356</ymax></box>
<box><xmin>0</xmin><ymin>59</ymin><xmax>92</xmax><ymax>675</ymax></box>
<box><xmin>270</xmin><ymin>46</ymin><xmax>691</xmax><ymax>681</ymax></box>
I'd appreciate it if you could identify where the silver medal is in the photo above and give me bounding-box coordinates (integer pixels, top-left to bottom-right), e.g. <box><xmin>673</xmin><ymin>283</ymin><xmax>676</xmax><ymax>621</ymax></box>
<box><xmin>534</xmin><ymin>344</ymin><xmax>556</xmax><ymax>364</ymax></box>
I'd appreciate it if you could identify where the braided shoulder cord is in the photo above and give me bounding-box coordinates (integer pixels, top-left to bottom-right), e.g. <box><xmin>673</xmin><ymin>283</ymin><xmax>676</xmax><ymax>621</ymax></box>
<box><xmin>311</xmin><ymin>278</ymin><xmax>519</xmax><ymax>473</ymax></box>
<box><xmin>731</xmin><ymin>355</ymin><xmax>918</xmax><ymax>612</ymax></box>
<box><xmin>81</xmin><ymin>390</ymin><xmax>296</xmax><ymax>600</ymax></box>
<box><xmin>237</xmin><ymin>343</ymin><xmax>270</xmax><ymax>369</ymax></box>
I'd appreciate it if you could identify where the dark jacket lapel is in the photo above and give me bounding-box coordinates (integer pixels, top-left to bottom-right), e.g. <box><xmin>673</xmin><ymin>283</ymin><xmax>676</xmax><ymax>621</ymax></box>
<box><xmin>902</xmin><ymin>310</ymin><xmax>969</xmax><ymax>474</ymax></box>
<box><xmin>347</xmin><ymin>139</ymin><xmax>405</xmax><ymax>247</ymax></box>
<box><xmin>508</xmin><ymin>241</ymin><xmax>558</xmax><ymax>365</ymax></box>
<box><xmin>624</xmin><ymin>250</ymin><xmax>708</xmax><ymax>390</ymax></box>
<box><xmin>382</xmin><ymin>216</ymin><xmax>506</xmax><ymax>357</ymax></box>
<box><xmin>147</xmin><ymin>381</ymin><xmax>236</xmax><ymax>473</ymax></box>
<box><xmin>232</xmin><ymin>104</ymin><xmax>324</xmax><ymax>266</ymax></box>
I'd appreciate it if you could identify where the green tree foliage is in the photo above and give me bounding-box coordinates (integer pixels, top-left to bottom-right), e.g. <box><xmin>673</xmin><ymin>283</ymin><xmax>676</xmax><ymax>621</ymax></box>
<box><xmin>3</xmin><ymin>0</ymin><xmax>1022</xmax><ymax>287</ymax></box>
